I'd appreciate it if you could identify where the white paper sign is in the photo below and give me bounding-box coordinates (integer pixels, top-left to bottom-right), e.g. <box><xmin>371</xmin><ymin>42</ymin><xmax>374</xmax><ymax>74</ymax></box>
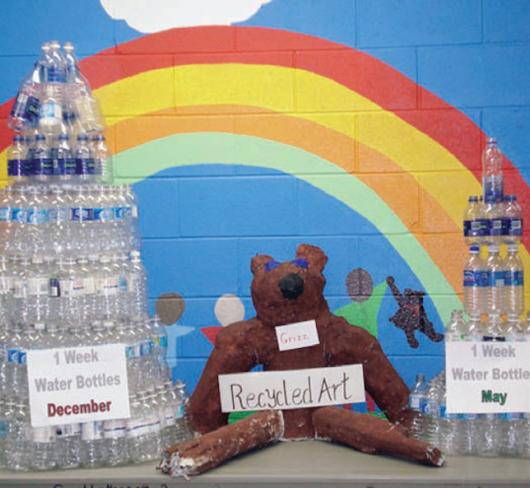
<box><xmin>446</xmin><ymin>341</ymin><xmax>530</xmax><ymax>414</ymax></box>
<box><xmin>219</xmin><ymin>364</ymin><xmax>365</xmax><ymax>413</ymax></box>
<box><xmin>27</xmin><ymin>344</ymin><xmax>130</xmax><ymax>427</ymax></box>
<box><xmin>275</xmin><ymin>320</ymin><xmax>320</xmax><ymax>351</ymax></box>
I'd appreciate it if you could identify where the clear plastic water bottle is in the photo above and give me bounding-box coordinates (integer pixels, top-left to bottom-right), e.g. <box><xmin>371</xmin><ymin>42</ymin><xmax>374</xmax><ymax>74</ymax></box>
<box><xmin>464</xmin><ymin>195</ymin><xmax>487</xmax><ymax>246</ymax></box>
<box><xmin>51</xmin><ymin>133</ymin><xmax>72</xmax><ymax>179</ymax></box>
<box><xmin>54</xmin><ymin>422</ymin><xmax>81</xmax><ymax>470</ymax></box>
<box><xmin>503</xmin><ymin>195</ymin><xmax>523</xmax><ymax>245</ymax></box>
<box><xmin>0</xmin><ymin>396</ymin><xmax>7</xmax><ymax>468</ymax></box>
<box><xmin>80</xmin><ymin>421</ymin><xmax>106</xmax><ymax>468</ymax></box>
<box><xmin>0</xmin><ymin>187</ymin><xmax>13</xmax><ymax>254</ymax></box>
<box><xmin>103</xmin><ymin>416</ymin><xmax>128</xmax><ymax>466</ymax></box>
<box><xmin>8</xmin><ymin>44</ymin><xmax>47</xmax><ymax>132</ymax></box>
<box><xmin>174</xmin><ymin>380</ymin><xmax>191</xmax><ymax>442</ymax></box>
<box><xmin>30</xmin><ymin>424</ymin><xmax>56</xmax><ymax>470</ymax></box>
<box><xmin>63</xmin><ymin>42</ymin><xmax>103</xmax><ymax>133</ymax></box>
<box><xmin>145</xmin><ymin>389</ymin><xmax>162</xmax><ymax>456</ymax></box>
<box><xmin>92</xmin><ymin>133</ymin><xmax>111</xmax><ymax>181</ymax></box>
<box><xmin>486</xmin><ymin>245</ymin><xmax>505</xmax><ymax>315</ymax></box>
<box><xmin>127</xmin><ymin>393</ymin><xmax>154</xmax><ymax>463</ymax></box>
<box><xmin>128</xmin><ymin>251</ymin><xmax>148</xmax><ymax>320</ymax></box>
<box><xmin>408</xmin><ymin>373</ymin><xmax>427</xmax><ymax>440</ymax></box>
<box><xmin>74</xmin><ymin>133</ymin><xmax>95</xmax><ymax>182</ymax></box>
<box><xmin>504</xmin><ymin>244</ymin><xmax>524</xmax><ymax>320</ymax></box>
<box><xmin>31</xmin><ymin>133</ymin><xmax>53</xmax><ymax>183</ymax></box>
<box><xmin>7</xmin><ymin>135</ymin><xmax>29</xmax><ymax>187</ymax></box>
<box><xmin>5</xmin><ymin>401</ymin><xmax>31</xmax><ymax>471</ymax></box>
<box><xmin>95</xmin><ymin>255</ymin><xmax>120</xmax><ymax>321</ymax></box>
<box><xmin>482</xmin><ymin>137</ymin><xmax>504</xmax><ymax>205</ymax></box>
<box><xmin>463</xmin><ymin>245</ymin><xmax>487</xmax><ymax>318</ymax></box>
<box><xmin>445</xmin><ymin>309</ymin><xmax>466</xmax><ymax>342</ymax></box>
<box><xmin>26</xmin><ymin>255</ymin><xmax>51</xmax><ymax>328</ymax></box>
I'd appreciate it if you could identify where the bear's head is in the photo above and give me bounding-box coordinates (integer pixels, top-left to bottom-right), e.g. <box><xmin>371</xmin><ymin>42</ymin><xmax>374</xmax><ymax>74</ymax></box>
<box><xmin>250</xmin><ymin>244</ymin><xmax>329</xmax><ymax>327</ymax></box>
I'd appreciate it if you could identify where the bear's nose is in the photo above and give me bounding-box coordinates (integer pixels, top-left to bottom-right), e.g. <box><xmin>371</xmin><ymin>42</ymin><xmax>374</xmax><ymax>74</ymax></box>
<box><xmin>279</xmin><ymin>273</ymin><xmax>304</xmax><ymax>300</ymax></box>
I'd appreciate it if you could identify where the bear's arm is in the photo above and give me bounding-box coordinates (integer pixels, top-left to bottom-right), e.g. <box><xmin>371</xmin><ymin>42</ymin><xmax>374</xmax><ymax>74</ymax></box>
<box><xmin>326</xmin><ymin>317</ymin><xmax>411</xmax><ymax>424</ymax></box>
<box><xmin>187</xmin><ymin>319</ymin><xmax>261</xmax><ymax>434</ymax></box>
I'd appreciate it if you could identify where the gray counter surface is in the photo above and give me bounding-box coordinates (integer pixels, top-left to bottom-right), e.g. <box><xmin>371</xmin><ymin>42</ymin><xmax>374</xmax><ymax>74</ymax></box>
<box><xmin>1</xmin><ymin>440</ymin><xmax>529</xmax><ymax>487</ymax></box>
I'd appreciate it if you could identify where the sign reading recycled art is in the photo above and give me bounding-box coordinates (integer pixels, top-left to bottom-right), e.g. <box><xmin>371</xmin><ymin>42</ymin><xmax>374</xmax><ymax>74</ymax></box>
<box><xmin>446</xmin><ymin>341</ymin><xmax>530</xmax><ymax>414</ymax></box>
<box><xmin>218</xmin><ymin>364</ymin><xmax>365</xmax><ymax>413</ymax></box>
<box><xmin>27</xmin><ymin>344</ymin><xmax>130</xmax><ymax>427</ymax></box>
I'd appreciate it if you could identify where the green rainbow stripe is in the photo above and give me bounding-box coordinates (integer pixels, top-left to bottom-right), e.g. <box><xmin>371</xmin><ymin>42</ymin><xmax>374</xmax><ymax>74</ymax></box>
<box><xmin>113</xmin><ymin>132</ymin><xmax>460</xmax><ymax>321</ymax></box>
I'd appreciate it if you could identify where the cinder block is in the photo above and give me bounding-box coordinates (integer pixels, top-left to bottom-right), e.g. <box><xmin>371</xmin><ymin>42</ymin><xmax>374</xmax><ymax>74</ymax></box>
<box><xmin>236</xmin><ymin>0</ymin><xmax>356</xmax><ymax>49</ymax></box>
<box><xmin>484</xmin><ymin>0</ymin><xmax>530</xmax><ymax>42</ymax></box>
<box><xmin>142</xmin><ymin>238</ymin><xmax>238</xmax><ymax>298</ymax></box>
<box><xmin>179</xmin><ymin>175</ymin><xmax>299</xmax><ymax>237</ymax></box>
<box><xmin>357</xmin><ymin>0</ymin><xmax>481</xmax><ymax>47</ymax></box>
<box><xmin>418</xmin><ymin>44</ymin><xmax>530</xmax><ymax>108</ymax></box>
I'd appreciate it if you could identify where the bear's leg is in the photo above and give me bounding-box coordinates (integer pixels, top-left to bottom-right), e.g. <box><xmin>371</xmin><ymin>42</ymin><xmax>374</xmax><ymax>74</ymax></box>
<box><xmin>160</xmin><ymin>410</ymin><xmax>284</xmax><ymax>477</ymax></box>
<box><xmin>313</xmin><ymin>406</ymin><xmax>444</xmax><ymax>467</ymax></box>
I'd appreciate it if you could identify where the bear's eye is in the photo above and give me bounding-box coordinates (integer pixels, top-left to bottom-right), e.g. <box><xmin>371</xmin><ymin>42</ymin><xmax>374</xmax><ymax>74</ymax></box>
<box><xmin>265</xmin><ymin>260</ymin><xmax>280</xmax><ymax>272</ymax></box>
<box><xmin>291</xmin><ymin>258</ymin><xmax>308</xmax><ymax>269</ymax></box>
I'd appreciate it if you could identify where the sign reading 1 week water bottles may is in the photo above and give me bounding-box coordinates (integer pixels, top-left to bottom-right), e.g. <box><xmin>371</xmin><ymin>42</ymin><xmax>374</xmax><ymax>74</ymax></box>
<box><xmin>446</xmin><ymin>341</ymin><xmax>530</xmax><ymax>413</ymax></box>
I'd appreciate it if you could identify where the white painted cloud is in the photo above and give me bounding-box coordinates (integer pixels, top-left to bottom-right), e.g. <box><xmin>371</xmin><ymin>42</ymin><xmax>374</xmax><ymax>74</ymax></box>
<box><xmin>100</xmin><ymin>0</ymin><xmax>271</xmax><ymax>33</ymax></box>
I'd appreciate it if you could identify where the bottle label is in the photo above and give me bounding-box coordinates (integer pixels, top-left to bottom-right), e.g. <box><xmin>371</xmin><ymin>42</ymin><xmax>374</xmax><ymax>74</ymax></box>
<box><xmin>0</xmin><ymin>420</ymin><xmax>7</xmax><ymax>439</ymax></box>
<box><xmin>47</xmin><ymin>67</ymin><xmax>66</xmax><ymax>83</ymax></box>
<box><xmin>103</xmin><ymin>419</ymin><xmax>127</xmax><ymax>439</ymax></box>
<box><xmin>48</xmin><ymin>207</ymin><xmax>68</xmax><ymax>223</ymax></box>
<box><xmin>39</xmin><ymin>100</ymin><xmax>62</xmax><ymax>123</ymax></box>
<box><xmin>131</xmin><ymin>205</ymin><xmax>138</xmax><ymax>219</ymax></box>
<box><xmin>0</xmin><ymin>207</ymin><xmax>10</xmax><ymax>222</ymax></box>
<box><xmin>490</xmin><ymin>218</ymin><xmax>503</xmax><ymax>236</ymax></box>
<box><xmin>93</xmin><ymin>207</ymin><xmax>114</xmax><ymax>222</ymax></box>
<box><xmin>0</xmin><ymin>276</ymin><xmax>11</xmax><ymax>294</ymax></box>
<box><xmin>159</xmin><ymin>335</ymin><xmax>168</xmax><ymax>349</ymax></box>
<box><xmin>127</xmin><ymin>274</ymin><xmax>140</xmax><ymax>292</ymax></box>
<box><xmin>505</xmin><ymin>270</ymin><xmax>524</xmax><ymax>287</ymax></box>
<box><xmin>7</xmin><ymin>159</ymin><xmax>25</xmax><ymax>177</ymax></box>
<box><xmin>65</xmin><ymin>158</ymin><xmax>77</xmax><ymax>175</ymax></box>
<box><xmin>463</xmin><ymin>270</ymin><xmax>489</xmax><ymax>287</ymax></box>
<box><xmin>114</xmin><ymin>207</ymin><xmax>130</xmax><ymax>221</ymax></box>
<box><xmin>118</xmin><ymin>275</ymin><xmax>128</xmax><ymax>293</ymax></box>
<box><xmin>505</xmin><ymin>218</ymin><xmax>523</xmax><ymax>237</ymax></box>
<box><xmin>96</xmin><ymin>277</ymin><xmax>120</xmax><ymax>296</ymax></box>
<box><xmin>11</xmin><ymin>92</ymin><xmax>40</xmax><ymax>121</ymax></box>
<box><xmin>145</xmin><ymin>415</ymin><xmax>161</xmax><ymax>434</ymax></box>
<box><xmin>176</xmin><ymin>404</ymin><xmax>185</xmax><ymax>418</ymax></box>
<box><xmin>488</xmin><ymin>270</ymin><xmax>505</xmax><ymax>287</ymax></box>
<box><xmin>81</xmin><ymin>421</ymin><xmax>104</xmax><ymax>441</ymax></box>
<box><xmin>71</xmin><ymin>207</ymin><xmax>91</xmax><ymax>222</ymax></box>
<box><xmin>7</xmin><ymin>348</ymin><xmax>19</xmax><ymax>364</ymax></box>
<box><xmin>75</xmin><ymin>158</ymin><xmax>96</xmax><ymax>176</ymax></box>
<box><xmin>32</xmin><ymin>426</ymin><xmax>55</xmax><ymax>443</ymax></box>
<box><xmin>26</xmin><ymin>208</ymin><xmax>49</xmax><ymax>225</ymax></box>
<box><xmin>463</xmin><ymin>413</ymin><xmax>478</xmax><ymax>421</ymax></box>
<box><xmin>164</xmin><ymin>407</ymin><xmax>176</xmax><ymax>427</ymax></box>
<box><xmin>125</xmin><ymin>343</ymin><xmax>141</xmax><ymax>359</ymax></box>
<box><xmin>59</xmin><ymin>278</ymin><xmax>75</xmax><ymax>298</ymax></box>
<box><xmin>126</xmin><ymin>418</ymin><xmax>150</xmax><ymax>438</ymax></box>
<box><xmin>70</xmin><ymin>278</ymin><xmax>86</xmax><ymax>297</ymax></box>
<box><xmin>11</xmin><ymin>207</ymin><xmax>28</xmax><ymax>223</ymax></box>
<box><xmin>499</xmin><ymin>412</ymin><xmax>521</xmax><ymax>421</ymax></box>
<box><xmin>409</xmin><ymin>395</ymin><xmax>421</xmax><ymax>410</ymax></box>
<box><xmin>33</xmin><ymin>158</ymin><xmax>54</xmax><ymax>176</ymax></box>
<box><xmin>55</xmin><ymin>423</ymin><xmax>81</xmax><ymax>438</ymax></box>
<box><xmin>49</xmin><ymin>278</ymin><xmax>60</xmax><ymax>297</ymax></box>
<box><xmin>483</xmin><ymin>175</ymin><xmax>503</xmax><ymax>204</ymax></box>
<box><xmin>52</xmin><ymin>157</ymin><xmax>66</xmax><ymax>176</ymax></box>
<box><xmin>13</xmin><ymin>278</ymin><xmax>27</xmax><ymax>298</ymax></box>
<box><xmin>83</xmin><ymin>276</ymin><xmax>96</xmax><ymax>295</ymax></box>
<box><xmin>27</xmin><ymin>277</ymin><xmax>50</xmax><ymax>296</ymax></box>
<box><xmin>19</xmin><ymin>350</ymin><xmax>27</xmax><ymax>365</ymax></box>
<box><xmin>464</xmin><ymin>219</ymin><xmax>489</xmax><ymax>237</ymax></box>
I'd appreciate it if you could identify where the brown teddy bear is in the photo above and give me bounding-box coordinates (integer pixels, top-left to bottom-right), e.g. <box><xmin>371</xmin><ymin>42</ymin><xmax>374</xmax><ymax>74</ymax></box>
<box><xmin>160</xmin><ymin>244</ymin><xmax>443</xmax><ymax>477</ymax></box>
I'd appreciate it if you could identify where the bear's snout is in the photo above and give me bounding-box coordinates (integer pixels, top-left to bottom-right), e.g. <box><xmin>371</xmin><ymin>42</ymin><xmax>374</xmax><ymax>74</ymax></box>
<box><xmin>278</xmin><ymin>273</ymin><xmax>304</xmax><ymax>300</ymax></box>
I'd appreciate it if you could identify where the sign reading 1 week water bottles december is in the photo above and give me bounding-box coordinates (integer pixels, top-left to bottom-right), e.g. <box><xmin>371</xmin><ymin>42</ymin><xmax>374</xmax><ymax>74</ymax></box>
<box><xmin>446</xmin><ymin>341</ymin><xmax>530</xmax><ymax>413</ymax></box>
<box><xmin>27</xmin><ymin>344</ymin><xmax>130</xmax><ymax>427</ymax></box>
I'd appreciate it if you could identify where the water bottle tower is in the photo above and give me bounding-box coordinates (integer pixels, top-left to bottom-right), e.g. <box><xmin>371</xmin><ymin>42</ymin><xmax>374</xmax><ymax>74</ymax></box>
<box><xmin>0</xmin><ymin>41</ymin><xmax>189</xmax><ymax>471</ymax></box>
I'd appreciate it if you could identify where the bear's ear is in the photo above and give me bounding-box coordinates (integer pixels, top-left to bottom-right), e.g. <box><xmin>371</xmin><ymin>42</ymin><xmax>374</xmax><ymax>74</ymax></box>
<box><xmin>296</xmin><ymin>244</ymin><xmax>328</xmax><ymax>273</ymax></box>
<box><xmin>251</xmin><ymin>254</ymin><xmax>274</xmax><ymax>275</ymax></box>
